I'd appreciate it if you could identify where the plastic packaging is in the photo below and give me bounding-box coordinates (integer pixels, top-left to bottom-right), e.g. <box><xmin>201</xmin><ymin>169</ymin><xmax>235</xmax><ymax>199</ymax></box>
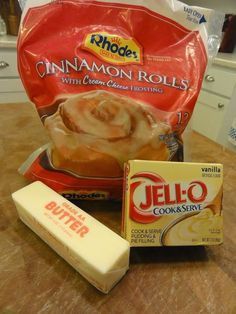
<box><xmin>17</xmin><ymin>0</ymin><xmax>224</xmax><ymax>200</ymax></box>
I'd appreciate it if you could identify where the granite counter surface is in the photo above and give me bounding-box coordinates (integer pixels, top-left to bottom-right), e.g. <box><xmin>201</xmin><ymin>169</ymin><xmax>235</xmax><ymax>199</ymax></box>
<box><xmin>0</xmin><ymin>103</ymin><xmax>236</xmax><ymax>314</ymax></box>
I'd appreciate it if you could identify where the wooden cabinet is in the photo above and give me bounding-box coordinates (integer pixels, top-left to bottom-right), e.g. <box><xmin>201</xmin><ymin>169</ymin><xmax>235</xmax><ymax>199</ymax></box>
<box><xmin>0</xmin><ymin>35</ymin><xmax>28</xmax><ymax>103</ymax></box>
<box><xmin>202</xmin><ymin>66</ymin><xmax>236</xmax><ymax>98</ymax></box>
<box><xmin>191</xmin><ymin>58</ymin><xmax>236</xmax><ymax>145</ymax></box>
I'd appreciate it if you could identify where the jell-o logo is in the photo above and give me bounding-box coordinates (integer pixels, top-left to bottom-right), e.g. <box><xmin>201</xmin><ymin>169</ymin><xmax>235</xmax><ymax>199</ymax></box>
<box><xmin>129</xmin><ymin>172</ymin><xmax>208</xmax><ymax>223</ymax></box>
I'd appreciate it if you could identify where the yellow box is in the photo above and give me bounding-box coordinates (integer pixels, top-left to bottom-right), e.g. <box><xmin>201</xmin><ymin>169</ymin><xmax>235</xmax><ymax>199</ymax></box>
<box><xmin>122</xmin><ymin>160</ymin><xmax>223</xmax><ymax>246</ymax></box>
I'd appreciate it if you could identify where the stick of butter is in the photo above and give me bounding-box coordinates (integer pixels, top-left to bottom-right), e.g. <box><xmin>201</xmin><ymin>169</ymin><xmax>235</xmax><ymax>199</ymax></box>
<box><xmin>12</xmin><ymin>181</ymin><xmax>130</xmax><ymax>293</ymax></box>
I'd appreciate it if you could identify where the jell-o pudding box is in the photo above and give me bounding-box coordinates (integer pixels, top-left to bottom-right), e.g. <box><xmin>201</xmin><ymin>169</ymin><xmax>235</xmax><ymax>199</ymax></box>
<box><xmin>122</xmin><ymin>160</ymin><xmax>223</xmax><ymax>246</ymax></box>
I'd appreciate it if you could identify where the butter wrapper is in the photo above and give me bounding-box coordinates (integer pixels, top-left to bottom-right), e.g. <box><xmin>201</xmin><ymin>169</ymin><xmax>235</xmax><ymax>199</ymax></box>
<box><xmin>122</xmin><ymin>160</ymin><xmax>223</xmax><ymax>246</ymax></box>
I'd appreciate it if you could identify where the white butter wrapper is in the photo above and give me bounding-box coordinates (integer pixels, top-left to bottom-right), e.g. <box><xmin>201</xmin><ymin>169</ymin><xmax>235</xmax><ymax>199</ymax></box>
<box><xmin>12</xmin><ymin>181</ymin><xmax>130</xmax><ymax>293</ymax></box>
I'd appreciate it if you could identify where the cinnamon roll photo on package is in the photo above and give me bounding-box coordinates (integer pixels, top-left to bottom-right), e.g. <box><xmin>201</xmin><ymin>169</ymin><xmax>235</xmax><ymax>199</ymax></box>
<box><xmin>17</xmin><ymin>0</ymin><xmax>223</xmax><ymax>200</ymax></box>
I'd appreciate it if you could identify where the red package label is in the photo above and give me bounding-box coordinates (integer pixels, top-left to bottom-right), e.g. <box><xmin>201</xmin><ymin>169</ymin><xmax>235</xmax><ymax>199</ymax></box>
<box><xmin>18</xmin><ymin>0</ymin><xmax>209</xmax><ymax>200</ymax></box>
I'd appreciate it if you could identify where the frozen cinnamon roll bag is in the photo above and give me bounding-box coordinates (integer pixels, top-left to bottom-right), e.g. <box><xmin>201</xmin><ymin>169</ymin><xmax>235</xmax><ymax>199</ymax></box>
<box><xmin>17</xmin><ymin>0</ymin><xmax>224</xmax><ymax>200</ymax></box>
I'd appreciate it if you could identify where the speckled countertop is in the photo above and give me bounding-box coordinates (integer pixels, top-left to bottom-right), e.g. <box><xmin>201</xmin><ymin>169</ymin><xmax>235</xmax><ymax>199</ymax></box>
<box><xmin>214</xmin><ymin>52</ymin><xmax>236</xmax><ymax>69</ymax></box>
<box><xmin>0</xmin><ymin>102</ymin><xmax>236</xmax><ymax>313</ymax></box>
<box><xmin>0</xmin><ymin>35</ymin><xmax>18</xmax><ymax>48</ymax></box>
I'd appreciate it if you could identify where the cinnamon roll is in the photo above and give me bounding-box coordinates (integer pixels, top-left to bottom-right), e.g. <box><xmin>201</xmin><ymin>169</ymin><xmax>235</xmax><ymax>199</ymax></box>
<box><xmin>44</xmin><ymin>90</ymin><xmax>171</xmax><ymax>177</ymax></box>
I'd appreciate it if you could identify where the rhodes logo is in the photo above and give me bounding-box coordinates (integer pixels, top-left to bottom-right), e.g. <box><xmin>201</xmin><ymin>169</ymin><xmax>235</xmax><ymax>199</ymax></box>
<box><xmin>82</xmin><ymin>32</ymin><xmax>143</xmax><ymax>65</ymax></box>
<box><xmin>129</xmin><ymin>172</ymin><xmax>208</xmax><ymax>223</ymax></box>
<box><xmin>61</xmin><ymin>190</ymin><xmax>108</xmax><ymax>200</ymax></box>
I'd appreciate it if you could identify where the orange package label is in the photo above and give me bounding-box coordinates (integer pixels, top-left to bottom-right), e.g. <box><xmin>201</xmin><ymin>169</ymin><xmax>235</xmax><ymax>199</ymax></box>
<box><xmin>122</xmin><ymin>160</ymin><xmax>223</xmax><ymax>246</ymax></box>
